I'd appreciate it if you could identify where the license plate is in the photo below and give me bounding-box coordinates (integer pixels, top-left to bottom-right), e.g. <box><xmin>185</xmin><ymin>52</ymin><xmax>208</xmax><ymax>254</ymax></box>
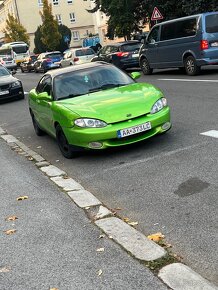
<box><xmin>211</xmin><ymin>42</ymin><xmax>218</xmax><ymax>47</ymax></box>
<box><xmin>132</xmin><ymin>53</ymin><xmax>139</xmax><ymax>58</ymax></box>
<box><xmin>117</xmin><ymin>122</ymin><xmax>151</xmax><ymax>138</ymax></box>
<box><xmin>0</xmin><ymin>90</ymin><xmax>9</xmax><ymax>95</ymax></box>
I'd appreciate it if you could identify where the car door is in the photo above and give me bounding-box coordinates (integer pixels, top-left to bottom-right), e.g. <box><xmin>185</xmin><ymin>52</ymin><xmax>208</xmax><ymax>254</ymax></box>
<box><xmin>35</xmin><ymin>75</ymin><xmax>54</xmax><ymax>135</ymax></box>
<box><xmin>142</xmin><ymin>26</ymin><xmax>160</xmax><ymax>68</ymax></box>
<box><xmin>96</xmin><ymin>46</ymin><xmax>109</xmax><ymax>61</ymax></box>
<box><xmin>34</xmin><ymin>54</ymin><xmax>43</xmax><ymax>71</ymax></box>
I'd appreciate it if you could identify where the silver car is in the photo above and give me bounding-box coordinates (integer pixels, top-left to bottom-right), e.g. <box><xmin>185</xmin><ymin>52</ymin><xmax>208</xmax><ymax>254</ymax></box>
<box><xmin>0</xmin><ymin>56</ymin><xmax>17</xmax><ymax>70</ymax></box>
<box><xmin>60</xmin><ymin>47</ymin><xmax>96</xmax><ymax>67</ymax></box>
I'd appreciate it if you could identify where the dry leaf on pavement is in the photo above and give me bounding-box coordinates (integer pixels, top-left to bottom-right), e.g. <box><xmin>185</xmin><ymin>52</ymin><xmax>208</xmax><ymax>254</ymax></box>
<box><xmin>27</xmin><ymin>157</ymin><xmax>34</xmax><ymax>161</ymax></box>
<box><xmin>123</xmin><ymin>217</ymin><xmax>130</xmax><ymax>222</ymax></box>
<box><xmin>50</xmin><ymin>288</ymin><xmax>59</xmax><ymax>290</ymax></box>
<box><xmin>17</xmin><ymin>196</ymin><xmax>28</xmax><ymax>201</ymax></box>
<box><xmin>0</xmin><ymin>266</ymin><xmax>11</xmax><ymax>273</ymax></box>
<box><xmin>97</xmin><ymin>269</ymin><xmax>103</xmax><ymax>276</ymax></box>
<box><xmin>115</xmin><ymin>207</ymin><xmax>122</xmax><ymax>210</ymax></box>
<box><xmin>128</xmin><ymin>221</ymin><xmax>138</xmax><ymax>226</ymax></box>
<box><xmin>147</xmin><ymin>232</ymin><xmax>165</xmax><ymax>242</ymax></box>
<box><xmin>96</xmin><ymin>247</ymin><xmax>104</xmax><ymax>252</ymax></box>
<box><xmin>4</xmin><ymin>229</ymin><xmax>16</xmax><ymax>235</ymax></box>
<box><xmin>5</xmin><ymin>216</ymin><xmax>18</xmax><ymax>221</ymax></box>
<box><xmin>99</xmin><ymin>234</ymin><xmax>105</xmax><ymax>239</ymax></box>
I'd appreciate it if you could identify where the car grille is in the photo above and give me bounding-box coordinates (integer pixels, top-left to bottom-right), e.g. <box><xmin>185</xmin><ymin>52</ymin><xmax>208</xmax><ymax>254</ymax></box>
<box><xmin>0</xmin><ymin>84</ymin><xmax>10</xmax><ymax>90</ymax></box>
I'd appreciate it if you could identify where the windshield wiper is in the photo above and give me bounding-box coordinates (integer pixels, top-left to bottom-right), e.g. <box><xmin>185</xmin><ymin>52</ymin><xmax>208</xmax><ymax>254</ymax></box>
<box><xmin>88</xmin><ymin>83</ymin><xmax>127</xmax><ymax>93</ymax></box>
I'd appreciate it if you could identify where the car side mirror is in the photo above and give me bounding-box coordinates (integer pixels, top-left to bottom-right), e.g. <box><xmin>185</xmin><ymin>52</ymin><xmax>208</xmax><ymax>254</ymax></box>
<box><xmin>130</xmin><ymin>72</ymin><xmax>141</xmax><ymax>80</ymax></box>
<box><xmin>38</xmin><ymin>92</ymin><xmax>52</xmax><ymax>101</ymax></box>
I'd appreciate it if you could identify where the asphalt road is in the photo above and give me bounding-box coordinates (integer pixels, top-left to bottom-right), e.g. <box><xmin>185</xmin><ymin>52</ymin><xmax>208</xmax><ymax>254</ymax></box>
<box><xmin>1</xmin><ymin>66</ymin><xmax>218</xmax><ymax>285</ymax></box>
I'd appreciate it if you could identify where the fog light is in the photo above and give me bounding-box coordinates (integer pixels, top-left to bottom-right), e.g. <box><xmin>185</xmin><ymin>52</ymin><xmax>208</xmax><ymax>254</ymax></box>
<box><xmin>89</xmin><ymin>142</ymin><xmax>103</xmax><ymax>149</ymax></box>
<box><xmin>162</xmin><ymin>122</ymin><xmax>171</xmax><ymax>130</ymax></box>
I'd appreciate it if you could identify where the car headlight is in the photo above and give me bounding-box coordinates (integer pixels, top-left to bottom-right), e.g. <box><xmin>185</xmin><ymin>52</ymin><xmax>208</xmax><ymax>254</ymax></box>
<box><xmin>75</xmin><ymin>118</ymin><xmax>107</xmax><ymax>128</ymax></box>
<box><xmin>150</xmin><ymin>98</ymin><xmax>167</xmax><ymax>114</ymax></box>
<box><xmin>11</xmin><ymin>81</ymin><xmax>21</xmax><ymax>88</ymax></box>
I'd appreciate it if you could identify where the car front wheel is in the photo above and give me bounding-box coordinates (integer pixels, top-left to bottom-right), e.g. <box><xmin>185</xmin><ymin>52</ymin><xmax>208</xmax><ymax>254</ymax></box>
<box><xmin>56</xmin><ymin>125</ymin><xmax>76</xmax><ymax>159</ymax></box>
<box><xmin>140</xmin><ymin>58</ymin><xmax>153</xmax><ymax>75</ymax></box>
<box><xmin>184</xmin><ymin>56</ymin><xmax>201</xmax><ymax>76</ymax></box>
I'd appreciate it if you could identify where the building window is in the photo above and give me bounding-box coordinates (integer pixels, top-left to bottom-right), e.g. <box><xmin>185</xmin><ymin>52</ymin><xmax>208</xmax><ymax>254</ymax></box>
<box><xmin>72</xmin><ymin>31</ymin><xmax>80</xmax><ymax>41</ymax></box>
<box><xmin>69</xmin><ymin>12</ymin><xmax>76</xmax><ymax>23</ymax></box>
<box><xmin>53</xmin><ymin>0</ymin><xmax>59</xmax><ymax>6</ymax></box>
<box><xmin>56</xmin><ymin>14</ymin><xmax>62</xmax><ymax>25</ymax></box>
<box><xmin>67</xmin><ymin>0</ymin><xmax>73</xmax><ymax>4</ymax></box>
<box><xmin>38</xmin><ymin>0</ymin><xmax>43</xmax><ymax>7</ymax></box>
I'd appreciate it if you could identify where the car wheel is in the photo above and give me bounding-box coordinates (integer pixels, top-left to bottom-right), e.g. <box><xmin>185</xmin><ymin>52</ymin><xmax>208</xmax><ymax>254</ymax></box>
<box><xmin>31</xmin><ymin>112</ymin><xmax>45</xmax><ymax>136</ymax></box>
<box><xmin>34</xmin><ymin>67</ymin><xmax>38</xmax><ymax>73</ymax></box>
<box><xmin>56</xmin><ymin>125</ymin><xmax>76</xmax><ymax>159</ymax></box>
<box><xmin>140</xmin><ymin>58</ymin><xmax>153</xmax><ymax>75</ymax></box>
<box><xmin>21</xmin><ymin>67</ymin><xmax>24</xmax><ymax>73</ymax></box>
<box><xmin>184</xmin><ymin>56</ymin><xmax>201</xmax><ymax>76</ymax></box>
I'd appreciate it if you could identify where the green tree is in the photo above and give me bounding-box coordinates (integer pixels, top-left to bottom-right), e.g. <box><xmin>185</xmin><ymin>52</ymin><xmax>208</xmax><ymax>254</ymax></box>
<box><xmin>88</xmin><ymin>0</ymin><xmax>149</xmax><ymax>40</ymax></box>
<box><xmin>56</xmin><ymin>24</ymin><xmax>72</xmax><ymax>53</ymax></box>
<box><xmin>3</xmin><ymin>14</ymin><xmax>30</xmax><ymax>44</ymax></box>
<box><xmin>33</xmin><ymin>25</ymin><xmax>47</xmax><ymax>53</ymax></box>
<box><xmin>40</xmin><ymin>0</ymin><xmax>61</xmax><ymax>51</ymax></box>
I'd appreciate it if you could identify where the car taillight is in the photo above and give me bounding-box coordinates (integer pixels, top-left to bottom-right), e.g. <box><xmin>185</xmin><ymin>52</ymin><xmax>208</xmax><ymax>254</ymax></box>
<box><xmin>116</xmin><ymin>52</ymin><xmax>129</xmax><ymax>57</ymax></box>
<box><xmin>74</xmin><ymin>57</ymin><xmax>79</xmax><ymax>62</ymax></box>
<box><xmin>201</xmin><ymin>40</ymin><xmax>209</xmax><ymax>50</ymax></box>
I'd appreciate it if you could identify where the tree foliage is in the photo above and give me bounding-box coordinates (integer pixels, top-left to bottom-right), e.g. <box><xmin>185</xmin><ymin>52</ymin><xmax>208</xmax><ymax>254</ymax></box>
<box><xmin>3</xmin><ymin>14</ymin><xmax>30</xmax><ymax>44</ymax></box>
<box><xmin>39</xmin><ymin>0</ymin><xmax>61</xmax><ymax>51</ymax></box>
<box><xmin>34</xmin><ymin>25</ymin><xmax>47</xmax><ymax>54</ymax></box>
<box><xmin>56</xmin><ymin>24</ymin><xmax>72</xmax><ymax>53</ymax></box>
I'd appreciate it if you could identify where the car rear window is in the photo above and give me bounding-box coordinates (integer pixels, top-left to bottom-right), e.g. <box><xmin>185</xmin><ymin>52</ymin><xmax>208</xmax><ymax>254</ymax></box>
<box><xmin>206</xmin><ymin>14</ymin><xmax>218</xmax><ymax>33</ymax></box>
<box><xmin>2</xmin><ymin>57</ymin><xmax>13</xmax><ymax>61</ymax></box>
<box><xmin>120</xmin><ymin>43</ymin><xmax>141</xmax><ymax>52</ymax></box>
<box><xmin>46</xmin><ymin>53</ymin><xmax>62</xmax><ymax>59</ymax></box>
<box><xmin>75</xmin><ymin>49</ymin><xmax>95</xmax><ymax>56</ymax></box>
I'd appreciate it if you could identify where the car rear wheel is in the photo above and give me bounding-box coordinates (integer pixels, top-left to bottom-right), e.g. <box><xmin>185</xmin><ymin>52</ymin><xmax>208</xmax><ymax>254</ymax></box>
<box><xmin>140</xmin><ymin>58</ymin><xmax>153</xmax><ymax>75</ymax></box>
<box><xmin>31</xmin><ymin>112</ymin><xmax>45</xmax><ymax>136</ymax></box>
<box><xmin>184</xmin><ymin>56</ymin><xmax>201</xmax><ymax>76</ymax></box>
<box><xmin>56</xmin><ymin>125</ymin><xmax>76</xmax><ymax>159</ymax></box>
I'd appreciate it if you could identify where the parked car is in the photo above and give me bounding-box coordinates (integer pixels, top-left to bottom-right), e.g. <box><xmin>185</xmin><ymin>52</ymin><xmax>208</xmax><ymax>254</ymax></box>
<box><xmin>0</xmin><ymin>64</ymin><xmax>24</xmax><ymax>102</ymax></box>
<box><xmin>20</xmin><ymin>54</ymin><xmax>38</xmax><ymax>72</ymax></box>
<box><xmin>60</xmin><ymin>47</ymin><xmax>96</xmax><ymax>67</ymax></box>
<box><xmin>28</xmin><ymin>62</ymin><xmax>171</xmax><ymax>158</ymax></box>
<box><xmin>0</xmin><ymin>56</ymin><xmax>17</xmax><ymax>71</ymax></box>
<box><xmin>91</xmin><ymin>41</ymin><xmax>141</xmax><ymax>70</ymax></box>
<box><xmin>139</xmin><ymin>12</ymin><xmax>218</xmax><ymax>76</ymax></box>
<box><xmin>33</xmin><ymin>51</ymin><xmax>63</xmax><ymax>73</ymax></box>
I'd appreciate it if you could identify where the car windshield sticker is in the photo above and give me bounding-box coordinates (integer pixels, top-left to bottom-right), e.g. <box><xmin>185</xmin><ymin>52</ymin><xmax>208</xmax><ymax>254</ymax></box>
<box><xmin>84</xmin><ymin>75</ymin><xmax>89</xmax><ymax>83</ymax></box>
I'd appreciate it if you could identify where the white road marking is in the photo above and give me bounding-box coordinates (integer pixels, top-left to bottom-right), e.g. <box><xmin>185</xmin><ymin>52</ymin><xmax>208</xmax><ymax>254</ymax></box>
<box><xmin>158</xmin><ymin>78</ymin><xmax>218</xmax><ymax>82</ymax></box>
<box><xmin>200</xmin><ymin>130</ymin><xmax>218</xmax><ymax>138</ymax></box>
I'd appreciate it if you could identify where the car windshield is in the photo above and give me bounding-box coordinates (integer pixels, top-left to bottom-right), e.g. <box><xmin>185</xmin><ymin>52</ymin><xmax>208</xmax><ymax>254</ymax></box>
<box><xmin>54</xmin><ymin>65</ymin><xmax>134</xmax><ymax>100</ymax></box>
<box><xmin>46</xmin><ymin>53</ymin><xmax>62</xmax><ymax>59</ymax></box>
<box><xmin>0</xmin><ymin>66</ymin><xmax>10</xmax><ymax>76</ymax></box>
<box><xmin>121</xmin><ymin>43</ymin><xmax>141</xmax><ymax>52</ymax></box>
<box><xmin>75</xmin><ymin>48</ymin><xmax>95</xmax><ymax>56</ymax></box>
<box><xmin>206</xmin><ymin>14</ymin><xmax>218</xmax><ymax>33</ymax></box>
<box><xmin>12</xmin><ymin>45</ymin><xmax>28</xmax><ymax>53</ymax></box>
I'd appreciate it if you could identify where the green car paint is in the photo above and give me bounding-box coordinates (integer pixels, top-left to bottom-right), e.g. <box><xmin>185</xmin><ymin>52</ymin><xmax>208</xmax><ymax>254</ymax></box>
<box><xmin>29</xmin><ymin>63</ymin><xmax>171</xmax><ymax>157</ymax></box>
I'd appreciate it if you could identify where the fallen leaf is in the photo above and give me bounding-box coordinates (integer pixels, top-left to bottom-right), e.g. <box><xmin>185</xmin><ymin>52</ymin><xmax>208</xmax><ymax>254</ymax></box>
<box><xmin>5</xmin><ymin>216</ymin><xmax>18</xmax><ymax>221</ymax></box>
<box><xmin>128</xmin><ymin>221</ymin><xmax>138</xmax><ymax>226</ymax></box>
<box><xmin>85</xmin><ymin>206</ymin><xmax>90</xmax><ymax>210</ymax></box>
<box><xmin>4</xmin><ymin>229</ymin><xmax>16</xmax><ymax>235</ymax></box>
<box><xmin>63</xmin><ymin>175</ymin><xmax>70</xmax><ymax>179</ymax></box>
<box><xmin>27</xmin><ymin>157</ymin><xmax>34</xmax><ymax>161</ymax></box>
<box><xmin>0</xmin><ymin>266</ymin><xmax>11</xmax><ymax>273</ymax></box>
<box><xmin>17</xmin><ymin>196</ymin><xmax>28</xmax><ymax>201</ymax></box>
<box><xmin>97</xmin><ymin>269</ymin><xmax>103</xmax><ymax>276</ymax></box>
<box><xmin>108</xmin><ymin>235</ymin><xmax>113</xmax><ymax>239</ymax></box>
<box><xmin>147</xmin><ymin>232</ymin><xmax>165</xmax><ymax>242</ymax></box>
<box><xmin>50</xmin><ymin>288</ymin><xmax>59</xmax><ymax>290</ymax></box>
<box><xmin>55</xmin><ymin>160</ymin><xmax>60</xmax><ymax>162</ymax></box>
<box><xmin>99</xmin><ymin>234</ymin><xmax>105</xmax><ymax>239</ymax></box>
<box><xmin>123</xmin><ymin>217</ymin><xmax>130</xmax><ymax>222</ymax></box>
<box><xmin>115</xmin><ymin>207</ymin><xmax>122</xmax><ymax>210</ymax></box>
<box><xmin>96</xmin><ymin>247</ymin><xmax>104</xmax><ymax>252</ymax></box>
<box><xmin>36</xmin><ymin>146</ymin><xmax>42</xmax><ymax>149</ymax></box>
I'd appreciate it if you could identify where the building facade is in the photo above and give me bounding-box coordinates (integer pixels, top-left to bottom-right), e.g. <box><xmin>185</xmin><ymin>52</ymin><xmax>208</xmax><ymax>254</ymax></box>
<box><xmin>0</xmin><ymin>0</ymin><xmax>98</xmax><ymax>51</ymax></box>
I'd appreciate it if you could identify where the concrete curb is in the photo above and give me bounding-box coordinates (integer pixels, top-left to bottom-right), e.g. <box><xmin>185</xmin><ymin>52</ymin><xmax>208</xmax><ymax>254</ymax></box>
<box><xmin>1</xmin><ymin>128</ymin><xmax>217</xmax><ymax>290</ymax></box>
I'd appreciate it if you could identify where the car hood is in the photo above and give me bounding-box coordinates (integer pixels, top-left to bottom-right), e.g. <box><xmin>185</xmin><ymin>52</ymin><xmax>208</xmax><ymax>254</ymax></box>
<box><xmin>0</xmin><ymin>74</ymin><xmax>17</xmax><ymax>85</ymax></box>
<box><xmin>59</xmin><ymin>83</ymin><xmax>163</xmax><ymax>123</ymax></box>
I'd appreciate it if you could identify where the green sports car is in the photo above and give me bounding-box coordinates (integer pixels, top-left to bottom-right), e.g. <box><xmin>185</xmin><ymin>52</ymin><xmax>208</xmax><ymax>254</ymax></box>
<box><xmin>28</xmin><ymin>62</ymin><xmax>171</xmax><ymax>158</ymax></box>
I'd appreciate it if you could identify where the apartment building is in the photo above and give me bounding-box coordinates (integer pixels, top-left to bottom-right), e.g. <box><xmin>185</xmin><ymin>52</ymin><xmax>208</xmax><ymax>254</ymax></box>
<box><xmin>0</xmin><ymin>0</ymin><xmax>98</xmax><ymax>51</ymax></box>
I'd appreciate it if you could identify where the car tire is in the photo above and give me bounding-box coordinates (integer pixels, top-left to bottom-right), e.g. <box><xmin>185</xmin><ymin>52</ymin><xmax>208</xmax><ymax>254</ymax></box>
<box><xmin>31</xmin><ymin>112</ymin><xmax>45</xmax><ymax>136</ymax></box>
<box><xmin>34</xmin><ymin>67</ymin><xmax>38</xmax><ymax>73</ymax></box>
<box><xmin>140</xmin><ymin>58</ymin><xmax>153</xmax><ymax>75</ymax></box>
<box><xmin>56</xmin><ymin>125</ymin><xmax>77</xmax><ymax>159</ymax></box>
<box><xmin>184</xmin><ymin>56</ymin><xmax>201</xmax><ymax>76</ymax></box>
<box><xmin>21</xmin><ymin>67</ymin><xmax>24</xmax><ymax>73</ymax></box>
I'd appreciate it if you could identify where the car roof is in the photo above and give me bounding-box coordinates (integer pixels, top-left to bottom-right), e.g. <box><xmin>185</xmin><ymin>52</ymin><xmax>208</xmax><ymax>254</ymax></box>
<box><xmin>107</xmin><ymin>41</ymin><xmax>140</xmax><ymax>47</ymax></box>
<box><xmin>40</xmin><ymin>51</ymin><xmax>62</xmax><ymax>55</ymax></box>
<box><xmin>46</xmin><ymin>61</ymin><xmax>111</xmax><ymax>78</ymax></box>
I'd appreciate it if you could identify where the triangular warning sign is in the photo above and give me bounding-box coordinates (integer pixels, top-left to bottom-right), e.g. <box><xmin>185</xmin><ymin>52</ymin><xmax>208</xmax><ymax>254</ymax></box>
<box><xmin>151</xmin><ymin>7</ymin><xmax>163</xmax><ymax>21</ymax></box>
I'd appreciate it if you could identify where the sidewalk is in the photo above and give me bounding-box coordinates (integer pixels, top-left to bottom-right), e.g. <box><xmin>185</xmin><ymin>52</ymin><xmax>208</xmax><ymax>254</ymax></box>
<box><xmin>0</xmin><ymin>139</ymin><xmax>167</xmax><ymax>290</ymax></box>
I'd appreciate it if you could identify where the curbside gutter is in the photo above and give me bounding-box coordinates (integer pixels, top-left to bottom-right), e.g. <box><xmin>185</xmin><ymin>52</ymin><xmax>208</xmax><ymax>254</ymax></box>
<box><xmin>0</xmin><ymin>127</ymin><xmax>217</xmax><ymax>290</ymax></box>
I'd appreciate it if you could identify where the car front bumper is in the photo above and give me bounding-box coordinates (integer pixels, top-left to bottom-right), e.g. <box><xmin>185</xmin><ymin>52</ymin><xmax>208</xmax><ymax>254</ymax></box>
<box><xmin>0</xmin><ymin>86</ymin><xmax>24</xmax><ymax>102</ymax></box>
<box><xmin>63</xmin><ymin>106</ymin><xmax>171</xmax><ymax>150</ymax></box>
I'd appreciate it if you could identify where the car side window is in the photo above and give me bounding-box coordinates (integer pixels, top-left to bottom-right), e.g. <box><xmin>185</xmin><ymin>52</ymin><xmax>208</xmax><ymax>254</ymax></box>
<box><xmin>100</xmin><ymin>46</ymin><xmax>108</xmax><ymax>55</ymax></box>
<box><xmin>110</xmin><ymin>46</ymin><xmax>118</xmax><ymax>53</ymax></box>
<box><xmin>36</xmin><ymin>76</ymin><xmax>52</xmax><ymax>95</ymax></box>
<box><xmin>147</xmin><ymin>26</ymin><xmax>160</xmax><ymax>44</ymax></box>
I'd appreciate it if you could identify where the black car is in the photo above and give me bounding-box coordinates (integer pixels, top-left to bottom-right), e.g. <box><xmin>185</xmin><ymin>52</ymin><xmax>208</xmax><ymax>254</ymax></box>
<box><xmin>0</xmin><ymin>64</ymin><xmax>24</xmax><ymax>102</ymax></box>
<box><xmin>91</xmin><ymin>41</ymin><xmax>141</xmax><ymax>70</ymax></box>
<box><xmin>33</xmin><ymin>51</ymin><xmax>63</xmax><ymax>73</ymax></box>
<box><xmin>20</xmin><ymin>55</ymin><xmax>38</xmax><ymax>72</ymax></box>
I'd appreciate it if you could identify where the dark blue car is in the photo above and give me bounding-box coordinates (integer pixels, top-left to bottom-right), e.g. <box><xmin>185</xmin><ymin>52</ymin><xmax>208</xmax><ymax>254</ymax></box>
<box><xmin>33</xmin><ymin>51</ymin><xmax>63</xmax><ymax>73</ymax></box>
